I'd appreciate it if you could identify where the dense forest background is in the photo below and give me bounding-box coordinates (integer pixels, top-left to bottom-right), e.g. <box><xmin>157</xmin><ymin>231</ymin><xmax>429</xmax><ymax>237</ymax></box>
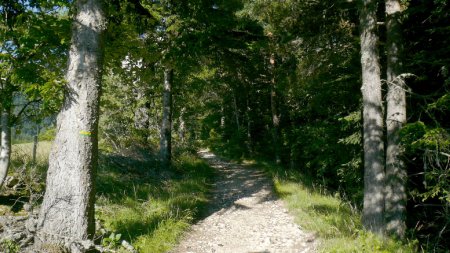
<box><xmin>1</xmin><ymin>0</ymin><xmax>449</xmax><ymax>252</ymax></box>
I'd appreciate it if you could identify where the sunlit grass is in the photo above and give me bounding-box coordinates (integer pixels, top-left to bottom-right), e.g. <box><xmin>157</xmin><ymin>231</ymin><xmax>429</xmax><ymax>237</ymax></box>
<box><xmin>11</xmin><ymin>141</ymin><xmax>52</xmax><ymax>166</ymax></box>
<box><xmin>96</xmin><ymin>150</ymin><xmax>214</xmax><ymax>253</ymax></box>
<box><xmin>257</xmin><ymin>161</ymin><xmax>418</xmax><ymax>253</ymax></box>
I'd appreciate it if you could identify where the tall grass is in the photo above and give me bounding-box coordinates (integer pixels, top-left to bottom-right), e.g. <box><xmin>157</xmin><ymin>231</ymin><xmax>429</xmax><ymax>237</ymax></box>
<box><xmin>11</xmin><ymin>141</ymin><xmax>52</xmax><ymax>166</ymax></box>
<box><xmin>255</xmin><ymin>161</ymin><xmax>418</xmax><ymax>253</ymax></box>
<box><xmin>96</xmin><ymin>150</ymin><xmax>215</xmax><ymax>253</ymax></box>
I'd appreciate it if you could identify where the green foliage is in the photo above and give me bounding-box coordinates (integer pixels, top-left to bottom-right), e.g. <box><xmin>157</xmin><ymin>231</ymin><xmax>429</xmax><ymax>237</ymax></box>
<box><xmin>0</xmin><ymin>239</ymin><xmax>20</xmax><ymax>253</ymax></box>
<box><xmin>38</xmin><ymin>128</ymin><xmax>56</xmax><ymax>142</ymax></box>
<box><xmin>401</xmin><ymin>123</ymin><xmax>450</xmax><ymax>204</ymax></box>
<box><xmin>1</xmin><ymin>0</ymin><xmax>448</xmax><ymax>251</ymax></box>
<box><xmin>99</xmin><ymin>71</ymin><xmax>157</xmax><ymax>151</ymax></box>
<box><xmin>101</xmin><ymin>232</ymin><xmax>122</xmax><ymax>249</ymax></box>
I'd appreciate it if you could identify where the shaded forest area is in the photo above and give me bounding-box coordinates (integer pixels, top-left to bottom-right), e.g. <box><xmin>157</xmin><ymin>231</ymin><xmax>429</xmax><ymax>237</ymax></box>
<box><xmin>0</xmin><ymin>0</ymin><xmax>449</xmax><ymax>252</ymax></box>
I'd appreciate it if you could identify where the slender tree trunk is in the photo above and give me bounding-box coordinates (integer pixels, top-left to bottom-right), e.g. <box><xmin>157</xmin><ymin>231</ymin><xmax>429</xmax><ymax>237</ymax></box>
<box><xmin>220</xmin><ymin>104</ymin><xmax>226</xmax><ymax>131</ymax></box>
<box><xmin>134</xmin><ymin>89</ymin><xmax>150</xmax><ymax>143</ymax></box>
<box><xmin>385</xmin><ymin>0</ymin><xmax>406</xmax><ymax>238</ymax></box>
<box><xmin>37</xmin><ymin>0</ymin><xmax>105</xmax><ymax>246</ymax></box>
<box><xmin>0</xmin><ymin>107</ymin><xmax>11</xmax><ymax>189</ymax></box>
<box><xmin>245</xmin><ymin>94</ymin><xmax>253</xmax><ymax>155</ymax></box>
<box><xmin>289</xmin><ymin>121</ymin><xmax>297</xmax><ymax>170</ymax></box>
<box><xmin>232</xmin><ymin>91</ymin><xmax>240</xmax><ymax>133</ymax></box>
<box><xmin>179</xmin><ymin>107</ymin><xmax>186</xmax><ymax>143</ymax></box>
<box><xmin>359</xmin><ymin>0</ymin><xmax>385</xmax><ymax>236</ymax></box>
<box><xmin>134</xmin><ymin>89</ymin><xmax>150</xmax><ymax>130</ymax></box>
<box><xmin>32</xmin><ymin>125</ymin><xmax>39</xmax><ymax>164</ymax></box>
<box><xmin>270</xmin><ymin>54</ymin><xmax>281</xmax><ymax>164</ymax></box>
<box><xmin>160</xmin><ymin>68</ymin><xmax>173</xmax><ymax>168</ymax></box>
<box><xmin>150</xmin><ymin>97</ymin><xmax>161</xmax><ymax>134</ymax></box>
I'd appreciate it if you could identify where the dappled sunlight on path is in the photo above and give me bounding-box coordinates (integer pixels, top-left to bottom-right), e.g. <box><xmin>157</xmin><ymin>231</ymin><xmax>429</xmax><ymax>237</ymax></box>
<box><xmin>170</xmin><ymin>150</ymin><xmax>316</xmax><ymax>253</ymax></box>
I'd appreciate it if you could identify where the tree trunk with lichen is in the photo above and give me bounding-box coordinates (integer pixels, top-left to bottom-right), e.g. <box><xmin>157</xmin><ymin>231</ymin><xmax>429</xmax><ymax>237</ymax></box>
<box><xmin>385</xmin><ymin>0</ymin><xmax>406</xmax><ymax>239</ymax></box>
<box><xmin>359</xmin><ymin>0</ymin><xmax>385</xmax><ymax>236</ymax></box>
<box><xmin>0</xmin><ymin>105</ymin><xmax>11</xmax><ymax>189</ymax></box>
<box><xmin>37</xmin><ymin>0</ymin><xmax>105</xmax><ymax>247</ymax></box>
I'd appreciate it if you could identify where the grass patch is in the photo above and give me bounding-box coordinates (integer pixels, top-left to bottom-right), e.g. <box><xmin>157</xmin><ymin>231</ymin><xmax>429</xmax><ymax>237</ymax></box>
<box><xmin>256</xmin><ymin>161</ymin><xmax>418</xmax><ymax>253</ymax></box>
<box><xmin>11</xmin><ymin>141</ymin><xmax>52</xmax><ymax>166</ymax></box>
<box><xmin>6</xmin><ymin>142</ymin><xmax>214</xmax><ymax>253</ymax></box>
<box><xmin>96</xmin><ymin>149</ymin><xmax>215</xmax><ymax>253</ymax></box>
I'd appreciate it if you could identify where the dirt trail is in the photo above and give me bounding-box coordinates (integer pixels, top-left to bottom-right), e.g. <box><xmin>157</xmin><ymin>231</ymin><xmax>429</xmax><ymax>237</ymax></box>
<box><xmin>171</xmin><ymin>150</ymin><xmax>316</xmax><ymax>253</ymax></box>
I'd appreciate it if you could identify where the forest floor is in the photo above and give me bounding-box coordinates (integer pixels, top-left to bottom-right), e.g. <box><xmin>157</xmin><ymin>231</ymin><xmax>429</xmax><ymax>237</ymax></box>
<box><xmin>171</xmin><ymin>150</ymin><xmax>317</xmax><ymax>253</ymax></box>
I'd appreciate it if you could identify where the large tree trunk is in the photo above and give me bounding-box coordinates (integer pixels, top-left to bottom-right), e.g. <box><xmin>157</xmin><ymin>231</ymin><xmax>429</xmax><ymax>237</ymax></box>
<box><xmin>0</xmin><ymin>107</ymin><xmax>11</xmax><ymax>189</ymax></box>
<box><xmin>385</xmin><ymin>0</ymin><xmax>406</xmax><ymax>238</ymax></box>
<box><xmin>160</xmin><ymin>68</ymin><xmax>173</xmax><ymax>168</ymax></box>
<box><xmin>270</xmin><ymin>54</ymin><xmax>281</xmax><ymax>164</ymax></box>
<box><xmin>359</xmin><ymin>0</ymin><xmax>385</xmax><ymax>236</ymax></box>
<box><xmin>37</xmin><ymin>0</ymin><xmax>105</xmax><ymax>246</ymax></box>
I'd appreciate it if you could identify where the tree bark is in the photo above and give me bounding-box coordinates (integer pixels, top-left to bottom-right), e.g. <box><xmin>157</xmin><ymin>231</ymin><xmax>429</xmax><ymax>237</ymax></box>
<box><xmin>270</xmin><ymin>54</ymin><xmax>281</xmax><ymax>164</ymax></box>
<box><xmin>134</xmin><ymin>88</ymin><xmax>150</xmax><ymax>143</ymax></box>
<box><xmin>220</xmin><ymin>105</ymin><xmax>226</xmax><ymax>130</ymax></box>
<box><xmin>385</xmin><ymin>0</ymin><xmax>406</xmax><ymax>238</ymax></box>
<box><xmin>160</xmin><ymin>68</ymin><xmax>173</xmax><ymax>168</ymax></box>
<box><xmin>37</xmin><ymin>0</ymin><xmax>105</xmax><ymax>246</ymax></box>
<box><xmin>232</xmin><ymin>91</ymin><xmax>240</xmax><ymax>133</ymax></box>
<box><xmin>245</xmin><ymin>94</ymin><xmax>253</xmax><ymax>155</ymax></box>
<box><xmin>179</xmin><ymin>107</ymin><xmax>186</xmax><ymax>143</ymax></box>
<box><xmin>32</xmin><ymin>125</ymin><xmax>40</xmax><ymax>164</ymax></box>
<box><xmin>0</xmin><ymin>106</ymin><xmax>11</xmax><ymax>189</ymax></box>
<box><xmin>134</xmin><ymin>89</ymin><xmax>150</xmax><ymax>130</ymax></box>
<box><xmin>359</xmin><ymin>0</ymin><xmax>385</xmax><ymax>236</ymax></box>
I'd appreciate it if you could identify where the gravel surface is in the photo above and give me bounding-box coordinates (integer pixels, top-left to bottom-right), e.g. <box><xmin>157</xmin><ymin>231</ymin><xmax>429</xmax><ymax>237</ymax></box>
<box><xmin>171</xmin><ymin>150</ymin><xmax>316</xmax><ymax>253</ymax></box>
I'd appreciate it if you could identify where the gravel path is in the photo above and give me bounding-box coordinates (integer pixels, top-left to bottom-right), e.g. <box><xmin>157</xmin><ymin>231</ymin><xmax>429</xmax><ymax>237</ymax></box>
<box><xmin>171</xmin><ymin>150</ymin><xmax>316</xmax><ymax>253</ymax></box>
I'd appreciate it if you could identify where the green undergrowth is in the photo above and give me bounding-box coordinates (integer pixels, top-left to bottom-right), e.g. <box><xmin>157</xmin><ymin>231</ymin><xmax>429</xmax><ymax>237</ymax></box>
<box><xmin>96</xmin><ymin>149</ymin><xmax>215</xmax><ymax>253</ymax></box>
<box><xmin>254</xmin><ymin>161</ymin><xmax>418</xmax><ymax>253</ymax></box>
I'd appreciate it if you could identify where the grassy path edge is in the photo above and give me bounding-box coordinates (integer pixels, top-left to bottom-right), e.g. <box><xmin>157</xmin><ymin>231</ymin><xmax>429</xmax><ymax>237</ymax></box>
<box><xmin>254</xmin><ymin>160</ymin><xmax>418</xmax><ymax>253</ymax></box>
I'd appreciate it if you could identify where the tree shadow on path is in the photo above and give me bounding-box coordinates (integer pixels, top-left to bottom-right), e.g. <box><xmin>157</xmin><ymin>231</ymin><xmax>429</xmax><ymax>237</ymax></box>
<box><xmin>196</xmin><ymin>150</ymin><xmax>278</xmax><ymax>220</ymax></box>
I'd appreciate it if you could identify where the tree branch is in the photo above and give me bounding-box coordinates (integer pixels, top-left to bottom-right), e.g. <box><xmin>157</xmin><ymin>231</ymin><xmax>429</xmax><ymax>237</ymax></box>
<box><xmin>11</xmin><ymin>99</ymin><xmax>42</xmax><ymax>125</ymax></box>
<box><xmin>127</xmin><ymin>0</ymin><xmax>158</xmax><ymax>22</ymax></box>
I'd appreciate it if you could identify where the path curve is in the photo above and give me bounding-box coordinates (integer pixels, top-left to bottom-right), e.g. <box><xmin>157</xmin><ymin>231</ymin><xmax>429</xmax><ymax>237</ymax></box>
<box><xmin>171</xmin><ymin>150</ymin><xmax>316</xmax><ymax>253</ymax></box>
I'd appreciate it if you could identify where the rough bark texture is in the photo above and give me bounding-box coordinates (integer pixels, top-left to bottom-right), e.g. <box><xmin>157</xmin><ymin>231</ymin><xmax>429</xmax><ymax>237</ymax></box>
<box><xmin>37</xmin><ymin>0</ymin><xmax>105</xmax><ymax>246</ymax></box>
<box><xmin>385</xmin><ymin>0</ymin><xmax>406</xmax><ymax>238</ymax></box>
<box><xmin>359</xmin><ymin>0</ymin><xmax>385</xmax><ymax>236</ymax></box>
<box><xmin>270</xmin><ymin>54</ymin><xmax>281</xmax><ymax>164</ymax></box>
<box><xmin>0</xmin><ymin>107</ymin><xmax>11</xmax><ymax>189</ymax></box>
<box><xmin>160</xmin><ymin>68</ymin><xmax>173</xmax><ymax>168</ymax></box>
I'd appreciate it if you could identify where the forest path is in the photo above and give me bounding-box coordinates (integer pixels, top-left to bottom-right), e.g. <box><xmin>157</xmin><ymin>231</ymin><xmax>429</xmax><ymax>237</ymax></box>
<box><xmin>170</xmin><ymin>150</ymin><xmax>316</xmax><ymax>253</ymax></box>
